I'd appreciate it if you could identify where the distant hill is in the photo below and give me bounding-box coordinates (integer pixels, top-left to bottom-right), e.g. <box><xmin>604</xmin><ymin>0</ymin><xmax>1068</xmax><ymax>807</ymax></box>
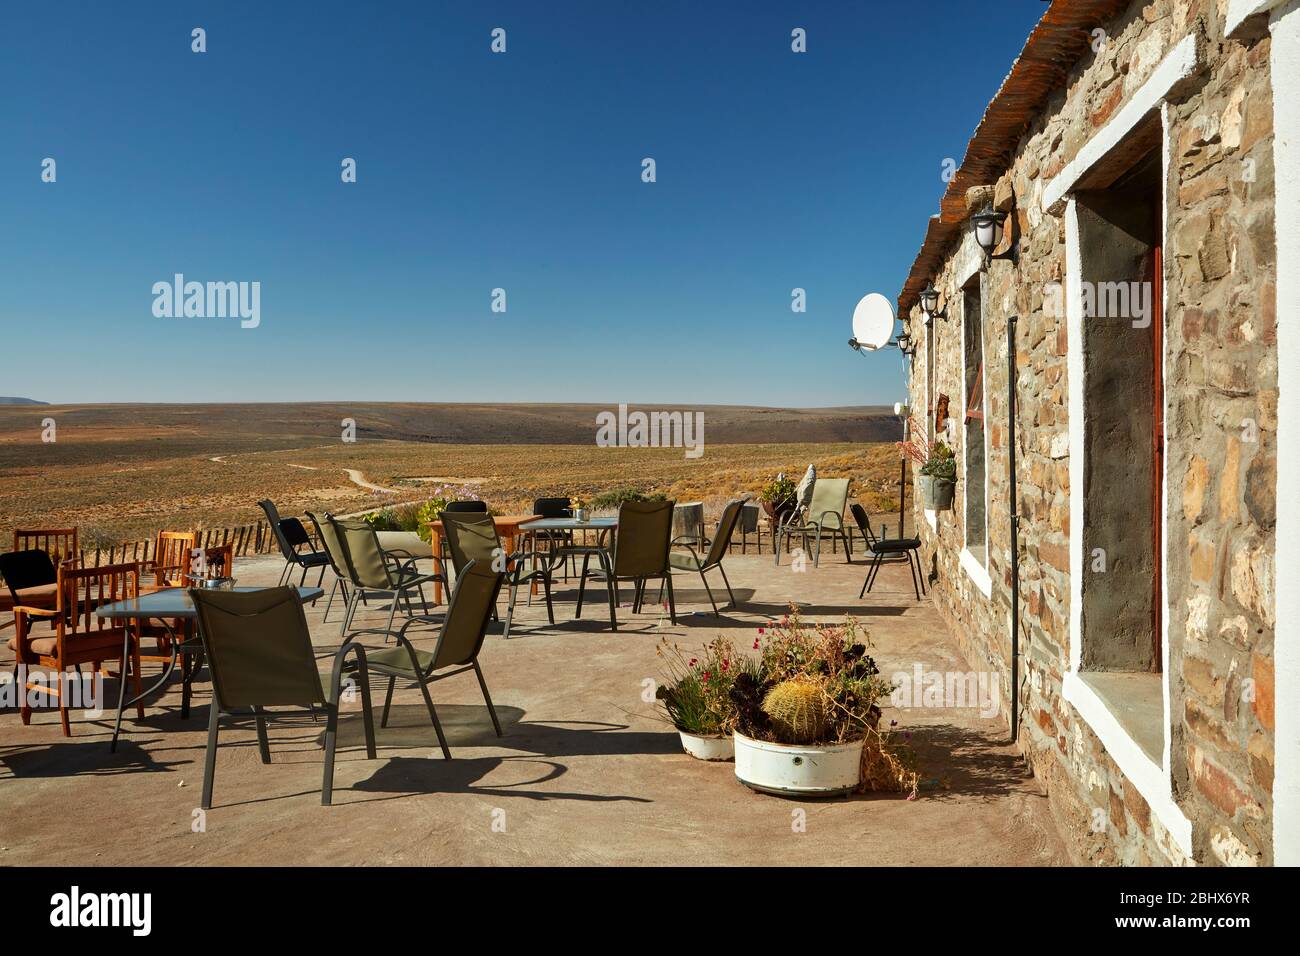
<box><xmin>0</xmin><ymin>402</ymin><xmax>902</xmax><ymax>447</ymax></box>
<box><xmin>0</xmin><ymin>397</ymin><xmax>47</xmax><ymax>405</ymax></box>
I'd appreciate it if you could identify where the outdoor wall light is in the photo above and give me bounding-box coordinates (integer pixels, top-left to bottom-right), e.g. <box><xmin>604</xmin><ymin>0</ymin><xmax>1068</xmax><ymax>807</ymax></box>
<box><xmin>895</xmin><ymin>329</ymin><xmax>916</xmax><ymax>357</ymax></box>
<box><xmin>919</xmin><ymin>281</ymin><xmax>948</xmax><ymax>323</ymax></box>
<box><xmin>972</xmin><ymin>203</ymin><xmax>1018</xmax><ymax>265</ymax></box>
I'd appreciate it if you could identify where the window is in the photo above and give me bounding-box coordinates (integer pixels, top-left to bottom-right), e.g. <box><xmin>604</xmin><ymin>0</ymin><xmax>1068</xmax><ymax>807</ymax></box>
<box><xmin>1075</xmin><ymin>146</ymin><xmax>1163</xmax><ymax>677</ymax></box>
<box><xmin>926</xmin><ymin>316</ymin><xmax>937</xmax><ymax>444</ymax></box>
<box><xmin>963</xmin><ymin>276</ymin><xmax>987</xmax><ymax>564</ymax></box>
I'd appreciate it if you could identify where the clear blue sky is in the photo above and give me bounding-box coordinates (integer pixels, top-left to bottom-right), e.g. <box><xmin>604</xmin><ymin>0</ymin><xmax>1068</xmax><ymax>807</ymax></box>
<box><xmin>1</xmin><ymin>1</ymin><xmax>1043</xmax><ymax>406</ymax></box>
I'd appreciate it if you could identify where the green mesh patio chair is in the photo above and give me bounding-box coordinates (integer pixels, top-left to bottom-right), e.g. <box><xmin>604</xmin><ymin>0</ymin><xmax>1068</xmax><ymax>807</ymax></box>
<box><xmin>666</xmin><ymin>497</ymin><xmax>749</xmax><ymax>616</ymax></box>
<box><xmin>576</xmin><ymin>499</ymin><xmax>676</xmax><ymax>630</ymax></box>
<box><xmin>774</xmin><ymin>476</ymin><xmax>852</xmax><ymax>567</ymax></box>
<box><xmin>327</xmin><ymin>515</ymin><xmax>444</xmax><ymax>642</ymax></box>
<box><xmin>306</xmin><ymin>511</ymin><xmax>362</xmax><ymax>625</ymax></box>
<box><xmin>189</xmin><ymin>586</ymin><xmax>377</xmax><ymax>808</ymax></box>
<box><xmin>440</xmin><ymin>511</ymin><xmax>553</xmax><ymax>639</ymax></box>
<box><xmin>363</xmin><ymin>560</ymin><xmax>506</xmax><ymax>759</ymax></box>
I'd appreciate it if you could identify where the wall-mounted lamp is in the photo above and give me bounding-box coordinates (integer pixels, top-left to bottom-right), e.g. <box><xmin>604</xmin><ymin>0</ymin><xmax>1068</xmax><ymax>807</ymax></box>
<box><xmin>919</xmin><ymin>281</ymin><xmax>948</xmax><ymax>323</ymax></box>
<box><xmin>895</xmin><ymin>329</ymin><xmax>916</xmax><ymax>357</ymax></box>
<box><xmin>972</xmin><ymin>203</ymin><xmax>1018</xmax><ymax>266</ymax></box>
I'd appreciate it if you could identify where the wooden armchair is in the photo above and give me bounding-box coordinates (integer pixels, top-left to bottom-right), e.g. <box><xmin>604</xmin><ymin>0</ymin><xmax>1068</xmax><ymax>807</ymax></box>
<box><xmin>9</xmin><ymin>562</ymin><xmax>143</xmax><ymax>737</ymax></box>
<box><xmin>148</xmin><ymin>531</ymin><xmax>197</xmax><ymax>590</ymax></box>
<box><xmin>13</xmin><ymin>528</ymin><xmax>79</xmax><ymax>569</ymax></box>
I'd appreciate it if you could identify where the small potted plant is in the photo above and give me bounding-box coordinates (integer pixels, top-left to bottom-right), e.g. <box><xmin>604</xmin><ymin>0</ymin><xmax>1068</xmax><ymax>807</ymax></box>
<box><xmin>898</xmin><ymin>418</ymin><xmax>957</xmax><ymax>512</ymax></box>
<box><xmin>729</xmin><ymin>611</ymin><xmax>917</xmax><ymax>797</ymax></box>
<box><xmin>656</xmin><ymin>637</ymin><xmax>738</xmax><ymax>761</ymax></box>
<box><xmin>569</xmin><ymin>497</ymin><xmax>589</xmax><ymax>522</ymax></box>
<box><xmin>759</xmin><ymin>473</ymin><xmax>797</xmax><ymax>524</ymax></box>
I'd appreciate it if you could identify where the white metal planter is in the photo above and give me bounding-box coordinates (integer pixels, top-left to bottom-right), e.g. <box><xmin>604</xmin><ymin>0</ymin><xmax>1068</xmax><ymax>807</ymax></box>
<box><xmin>678</xmin><ymin>731</ymin><xmax>734</xmax><ymax>761</ymax></box>
<box><xmin>919</xmin><ymin>475</ymin><xmax>956</xmax><ymax>511</ymax></box>
<box><xmin>733</xmin><ymin>732</ymin><xmax>864</xmax><ymax>796</ymax></box>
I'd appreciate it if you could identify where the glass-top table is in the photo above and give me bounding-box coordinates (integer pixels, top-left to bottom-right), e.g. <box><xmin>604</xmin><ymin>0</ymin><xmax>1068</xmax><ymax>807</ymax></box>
<box><xmin>517</xmin><ymin>517</ymin><xmax>618</xmax><ymax>532</ymax></box>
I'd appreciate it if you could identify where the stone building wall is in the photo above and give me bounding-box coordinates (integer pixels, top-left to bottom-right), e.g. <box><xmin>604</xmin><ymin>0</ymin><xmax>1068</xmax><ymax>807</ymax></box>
<box><xmin>905</xmin><ymin>0</ymin><xmax>1276</xmax><ymax>865</ymax></box>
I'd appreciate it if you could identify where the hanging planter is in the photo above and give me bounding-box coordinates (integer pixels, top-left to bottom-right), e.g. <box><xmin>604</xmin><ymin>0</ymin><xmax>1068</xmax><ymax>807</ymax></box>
<box><xmin>919</xmin><ymin>474</ymin><xmax>956</xmax><ymax>511</ymax></box>
<box><xmin>899</xmin><ymin>423</ymin><xmax>958</xmax><ymax>514</ymax></box>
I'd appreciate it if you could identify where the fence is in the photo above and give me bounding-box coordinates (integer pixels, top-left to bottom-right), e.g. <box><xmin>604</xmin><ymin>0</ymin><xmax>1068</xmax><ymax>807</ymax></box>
<box><xmin>74</xmin><ymin>521</ymin><xmax>280</xmax><ymax>569</ymax></box>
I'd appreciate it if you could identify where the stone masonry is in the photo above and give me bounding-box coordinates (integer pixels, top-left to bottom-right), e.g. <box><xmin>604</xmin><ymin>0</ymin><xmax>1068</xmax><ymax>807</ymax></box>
<box><xmin>904</xmin><ymin>0</ymin><xmax>1277</xmax><ymax>865</ymax></box>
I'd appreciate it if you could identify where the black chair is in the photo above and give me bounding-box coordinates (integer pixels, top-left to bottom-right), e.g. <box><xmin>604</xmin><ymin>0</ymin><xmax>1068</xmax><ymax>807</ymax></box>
<box><xmin>850</xmin><ymin>504</ymin><xmax>925</xmax><ymax>601</ymax></box>
<box><xmin>258</xmin><ymin>499</ymin><xmax>330</xmax><ymax>587</ymax></box>
<box><xmin>443</xmin><ymin>500</ymin><xmax>488</xmax><ymax>514</ymax></box>
<box><xmin>0</xmin><ymin>549</ymin><xmax>59</xmax><ymax>610</ymax></box>
<box><xmin>531</xmin><ymin>496</ymin><xmax>576</xmax><ymax>577</ymax></box>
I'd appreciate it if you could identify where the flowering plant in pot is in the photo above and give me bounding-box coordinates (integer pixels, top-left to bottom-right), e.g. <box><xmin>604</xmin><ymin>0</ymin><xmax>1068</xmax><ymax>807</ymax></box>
<box><xmin>729</xmin><ymin>610</ymin><xmax>918</xmax><ymax>797</ymax></box>
<box><xmin>759</xmin><ymin>473</ymin><xmax>798</xmax><ymax>523</ymax></box>
<box><xmin>656</xmin><ymin>637</ymin><xmax>738</xmax><ymax>761</ymax></box>
<box><xmin>898</xmin><ymin>418</ymin><xmax>957</xmax><ymax>512</ymax></box>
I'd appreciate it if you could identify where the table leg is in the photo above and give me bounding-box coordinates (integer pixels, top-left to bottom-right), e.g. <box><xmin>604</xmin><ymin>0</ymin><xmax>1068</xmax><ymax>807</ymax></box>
<box><xmin>112</xmin><ymin>619</ymin><xmax>180</xmax><ymax>752</ymax></box>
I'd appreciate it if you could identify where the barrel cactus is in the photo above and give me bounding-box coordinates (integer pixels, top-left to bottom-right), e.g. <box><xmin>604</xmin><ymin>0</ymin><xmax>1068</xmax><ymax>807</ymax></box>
<box><xmin>761</xmin><ymin>679</ymin><xmax>827</xmax><ymax>743</ymax></box>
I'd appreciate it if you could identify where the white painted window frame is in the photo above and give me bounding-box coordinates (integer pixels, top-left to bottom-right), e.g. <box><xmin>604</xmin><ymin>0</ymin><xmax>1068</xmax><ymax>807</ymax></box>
<box><xmin>1056</xmin><ymin>36</ymin><xmax>1201</xmax><ymax>860</ymax></box>
<box><xmin>923</xmin><ymin>308</ymin><xmax>937</xmax><ymax>532</ymax></box>
<box><xmin>955</xmin><ymin>241</ymin><xmax>992</xmax><ymax>597</ymax></box>
<box><xmin>1268</xmin><ymin>0</ymin><xmax>1299</xmax><ymax>867</ymax></box>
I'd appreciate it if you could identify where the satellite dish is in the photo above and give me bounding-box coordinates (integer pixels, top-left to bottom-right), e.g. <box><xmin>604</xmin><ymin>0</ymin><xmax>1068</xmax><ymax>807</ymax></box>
<box><xmin>851</xmin><ymin>293</ymin><xmax>896</xmax><ymax>351</ymax></box>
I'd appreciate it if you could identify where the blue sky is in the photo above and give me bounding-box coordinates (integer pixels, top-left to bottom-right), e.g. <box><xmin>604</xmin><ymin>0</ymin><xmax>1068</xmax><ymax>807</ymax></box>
<box><xmin>1</xmin><ymin>1</ymin><xmax>1043</xmax><ymax>406</ymax></box>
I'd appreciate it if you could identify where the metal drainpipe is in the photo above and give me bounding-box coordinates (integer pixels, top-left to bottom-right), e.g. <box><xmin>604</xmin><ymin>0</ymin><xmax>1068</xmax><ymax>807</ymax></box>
<box><xmin>1007</xmin><ymin>314</ymin><xmax>1021</xmax><ymax>743</ymax></box>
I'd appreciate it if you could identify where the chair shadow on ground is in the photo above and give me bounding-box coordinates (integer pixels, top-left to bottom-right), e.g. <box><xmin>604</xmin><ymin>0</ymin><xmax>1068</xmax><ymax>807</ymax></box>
<box><xmin>0</xmin><ymin>737</ymin><xmax>186</xmax><ymax>778</ymax></box>
<box><xmin>301</xmin><ymin>703</ymin><xmax>664</xmax><ymax>805</ymax></box>
<box><xmin>489</xmin><ymin>586</ymin><xmax>913</xmax><ymax>634</ymax></box>
<box><xmin>331</xmin><ymin>702</ymin><xmax>680</xmax><ymax>759</ymax></box>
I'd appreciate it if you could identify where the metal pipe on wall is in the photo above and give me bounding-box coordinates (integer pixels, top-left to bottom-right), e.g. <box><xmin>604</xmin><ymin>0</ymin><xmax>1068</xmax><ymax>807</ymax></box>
<box><xmin>1008</xmin><ymin>314</ymin><xmax>1021</xmax><ymax>743</ymax></box>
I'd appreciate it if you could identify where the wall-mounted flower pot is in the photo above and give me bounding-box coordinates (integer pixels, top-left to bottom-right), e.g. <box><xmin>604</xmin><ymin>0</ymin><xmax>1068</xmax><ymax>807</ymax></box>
<box><xmin>678</xmin><ymin>731</ymin><xmax>734</xmax><ymax>762</ymax></box>
<box><xmin>919</xmin><ymin>475</ymin><xmax>956</xmax><ymax>511</ymax></box>
<box><xmin>733</xmin><ymin>732</ymin><xmax>864</xmax><ymax>796</ymax></box>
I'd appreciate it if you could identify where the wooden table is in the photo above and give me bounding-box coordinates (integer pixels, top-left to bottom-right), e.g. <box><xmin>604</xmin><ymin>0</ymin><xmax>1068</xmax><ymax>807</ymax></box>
<box><xmin>425</xmin><ymin>515</ymin><xmax>537</xmax><ymax>605</ymax></box>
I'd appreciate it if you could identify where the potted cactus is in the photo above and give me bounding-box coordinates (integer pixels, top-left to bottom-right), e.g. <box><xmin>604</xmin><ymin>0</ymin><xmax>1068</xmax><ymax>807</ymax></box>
<box><xmin>729</xmin><ymin>611</ymin><xmax>909</xmax><ymax>796</ymax></box>
<box><xmin>656</xmin><ymin>637</ymin><xmax>738</xmax><ymax>761</ymax></box>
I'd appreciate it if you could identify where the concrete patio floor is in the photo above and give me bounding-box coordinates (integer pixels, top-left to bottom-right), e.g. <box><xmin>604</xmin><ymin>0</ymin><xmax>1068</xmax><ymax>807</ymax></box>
<box><xmin>0</xmin><ymin>547</ymin><xmax>1071</xmax><ymax>866</ymax></box>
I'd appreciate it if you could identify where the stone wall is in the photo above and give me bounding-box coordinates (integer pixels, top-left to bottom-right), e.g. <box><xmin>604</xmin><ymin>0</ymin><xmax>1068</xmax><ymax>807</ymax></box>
<box><xmin>905</xmin><ymin>0</ymin><xmax>1276</xmax><ymax>865</ymax></box>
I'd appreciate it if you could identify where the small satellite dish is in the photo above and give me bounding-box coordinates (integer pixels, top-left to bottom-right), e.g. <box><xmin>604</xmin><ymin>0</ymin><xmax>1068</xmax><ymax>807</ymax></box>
<box><xmin>851</xmin><ymin>293</ymin><xmax>896</xmax><ymax>351</ymax></box>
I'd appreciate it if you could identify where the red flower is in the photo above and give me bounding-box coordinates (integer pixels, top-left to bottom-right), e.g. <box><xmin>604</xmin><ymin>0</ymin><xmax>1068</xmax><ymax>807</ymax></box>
<box><xmin>689</xmin><ymin>658</ymin><xmax>698</xmax><ymax>667</ymax></box>
<box><xmin>757</xmin><ymin>627</ymin><xmax>765</xmax><ymax>635</ymax></box>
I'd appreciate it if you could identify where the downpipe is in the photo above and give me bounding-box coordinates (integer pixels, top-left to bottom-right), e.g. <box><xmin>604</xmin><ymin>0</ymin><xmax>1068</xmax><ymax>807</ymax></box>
<box><xmin>1007</xmin><ymin>314</ymin><xmax>1021</xmax><ymax>744</ymax></box>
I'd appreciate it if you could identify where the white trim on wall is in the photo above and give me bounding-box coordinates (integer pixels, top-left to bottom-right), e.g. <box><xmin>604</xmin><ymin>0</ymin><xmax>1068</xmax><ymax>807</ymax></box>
<box><xmin>958</xmin><ymin>263</ymin><xmax>991</xmax><ymax>578</ymax></box>
<box><xmin>1270</xmin><ymin>0</ymin><xmax>1300</xmax><ymax>868</ymax></box>
<box><xmin>1043</xmin><ymin>35</ymin><xmax>1202</xmax><ymax>213</ymax></box>
<box><xmin>1066</xmin><ymin>200</ymin><xmax>1087</xmax><ymax>674</ymax></box>
<box><xmin>960</xmin><ymin>547</ymin><xmax>992</xmax><ymax>598</ymax></box>
<box><xmin>1062</xmin><ymin>672</ymin><xmax>1193</xmax><ymax>855</ymax></box>
<box><xmin>1060</xmin><ymin>67</ymin><xmax>1194</xmax><ymax>859</ymax></box>
<box><xmin>1227</xmin><ymin>0</ymin><xmax>1289</xmax><ymax>37</ymax></box>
